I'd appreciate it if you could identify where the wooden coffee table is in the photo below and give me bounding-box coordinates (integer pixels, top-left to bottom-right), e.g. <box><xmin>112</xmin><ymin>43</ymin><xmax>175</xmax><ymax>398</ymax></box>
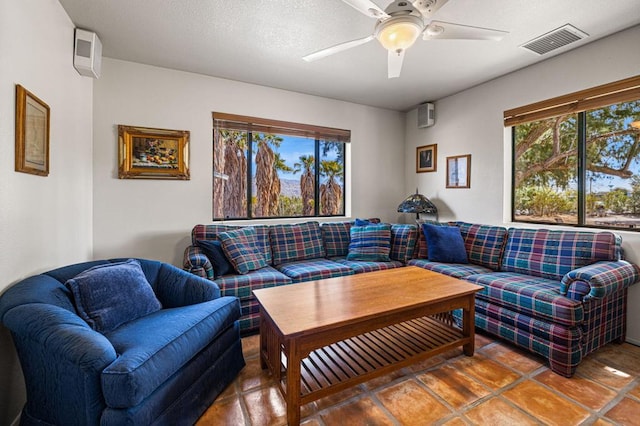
<box><xmin>253</xmin><ymin>266</ymin><xmax>482</xmax><ymax>425</ymax></box>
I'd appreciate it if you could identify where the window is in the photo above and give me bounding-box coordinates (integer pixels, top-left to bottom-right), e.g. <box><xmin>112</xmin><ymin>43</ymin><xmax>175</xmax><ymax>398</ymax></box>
<box><xmin>508</xmin><ymin>76</ymin><xmax>640</xmax><ymax>230</ymax></box>
<box><xmin>212</xmin><ymin>113</ymin><xmax>349</xmax><ymax>220</ymax></box>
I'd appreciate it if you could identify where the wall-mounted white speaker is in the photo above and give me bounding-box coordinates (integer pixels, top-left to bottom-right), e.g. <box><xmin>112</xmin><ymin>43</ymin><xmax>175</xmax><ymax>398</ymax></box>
<box><xmin>73</xmin><ymin>28</ymin><xmax>102</xmax><ymax>78</ymax></box>
<box><xmin>417</xmin><ymin>102</ymin><xmax>435</xmax><ymax>128</ymax></box>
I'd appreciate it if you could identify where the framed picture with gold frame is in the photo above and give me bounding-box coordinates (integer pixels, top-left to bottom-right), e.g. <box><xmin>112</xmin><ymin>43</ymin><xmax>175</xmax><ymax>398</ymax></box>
<box><xmin>118</xmin><ymin>125</ymin><xmax>190</xmax><ymax>179</ymax></box>
<box><xmin>15</xmin><ymin>85</ymin><xmax>50</xmax><ymax>176</ymax></box>
<box><xmin>416</xmin><ymin>144</ymin><xmax>437</xmax><ymax>173</ymax></box>
<box><xmin>446</xmin><ymin>154</ymin><xmax>471</xmax><ymax>188</ymax></box>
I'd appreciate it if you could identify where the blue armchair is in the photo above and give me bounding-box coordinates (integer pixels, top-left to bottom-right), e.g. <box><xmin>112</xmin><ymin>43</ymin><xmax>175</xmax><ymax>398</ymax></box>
<box><xmin>0</xmin><ymin>259</ymin><xmax>245</xmax><ymax>425</ymax></box>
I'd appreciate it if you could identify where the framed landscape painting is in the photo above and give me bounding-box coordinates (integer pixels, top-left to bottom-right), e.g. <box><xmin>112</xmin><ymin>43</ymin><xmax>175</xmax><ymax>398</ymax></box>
<box><xmin>416</xmin><ymin>144</ymin><xmax>437</xmax><ymax>173</ymax></box>
<box><xmin>446</xmin><ymin>154</ymin><xmax>471</xmax><ymax>188</ymax></box>
<box><xmin>15</xmin><ymin>85</ymin><xmax>50</xmax><ymax>176</ymax></box>
<box><xmin>118</xmin><ymin>125</ymin><xmax>190</xmax><ymax>179</ymax></box>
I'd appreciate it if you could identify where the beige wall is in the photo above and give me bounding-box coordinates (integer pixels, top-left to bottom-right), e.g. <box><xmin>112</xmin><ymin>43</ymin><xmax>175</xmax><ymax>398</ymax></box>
<box><xmin>92</xmin><ymin>58</ymin><xmax>406</xmax><ymax>265</ymax></box>
<box><xmin>404</xmin><ymin>25</ymin><xmax>640</xmax><ymax>343</ymax></box>
<box><xmin>0</xmin><ymin>1</ymin><xmax>94</xmax><ymax>424</ymax></box>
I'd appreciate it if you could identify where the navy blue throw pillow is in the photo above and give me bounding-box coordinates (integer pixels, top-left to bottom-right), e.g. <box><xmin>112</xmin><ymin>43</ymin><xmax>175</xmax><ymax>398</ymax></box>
<box><xmin>354</xmin><ymin>218</ymin><xmax>372</xmax><ymax>226</ymax></box>
<box><xmin>197</xmin><ymin>239</ymin><xmax>234</xmax><ymax>278</ymax></box>
<box><xmin>65</xmin><ymin>259</ymin><xmax>162</xmax><ymax>333</ymax></box>
<box><xmin>423</xmin><ymin>224</ymin><xmax>469</xmax><ymax>264</ymax></box>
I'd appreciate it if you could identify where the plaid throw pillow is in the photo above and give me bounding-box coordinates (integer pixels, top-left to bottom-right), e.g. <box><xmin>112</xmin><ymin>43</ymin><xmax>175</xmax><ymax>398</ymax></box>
<box><xmin>218</xmin><ymin>227</ymin><xmax>268</xmax><ymax>274</ymax></box>
<box><xmin>347</xmin><ymin>223</ymin><xmax>392</xmax><ymax>262</ymax></box>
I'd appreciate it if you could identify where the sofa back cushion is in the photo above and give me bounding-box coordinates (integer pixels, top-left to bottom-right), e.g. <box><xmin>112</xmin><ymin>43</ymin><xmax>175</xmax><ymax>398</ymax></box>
<box><xmin>321</xmin><ymin>221</ymin><xmax>352</xmax><ymax>257</ymax></box>
<box><xmin>270</xmin><ymin>221</ymin><xmax>325</xmax><ymax>265</ymax></box>
<box><xmin>192</xmin><ymin>224</ymin><xmax>272</xmax><ymax>264</ymax></box>
<box><xmin>450</xmin><ymin>222</ymin><xmax>508</xmax><ymax>271</ymax></box>
<box><xmin>390</xmin><ymin>224</ymin><xmax>418</xmax><ymax>263</ymax></box>
<box><xmin>501</xmin><ymin>228</ymin><xmax>619</xmax><ymax>280</ymax></box>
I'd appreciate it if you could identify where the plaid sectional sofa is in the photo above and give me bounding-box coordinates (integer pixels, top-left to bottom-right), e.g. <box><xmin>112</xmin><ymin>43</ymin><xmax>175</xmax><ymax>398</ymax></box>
<box><xmin>184</xmin><ymin>219</ymin><xmax>639</xmax><ymax>377</ymax></box>
<box><xmin>183</xmin><ymin>221</ymin><xmax>417</xmax><ymax>334</ymax></box>
<box><xmin>408</xmin><ymin>222</ymin><xmax>640</xmax><ymax>377</ymax></box>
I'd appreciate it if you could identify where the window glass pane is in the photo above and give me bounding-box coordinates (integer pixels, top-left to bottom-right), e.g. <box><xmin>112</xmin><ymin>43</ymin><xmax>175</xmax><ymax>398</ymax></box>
<box><xmin>585</xmin><ymin>101</ymin><xmax>640</xmax><ymax>229</ymax></box>
<box><xmin>513</xmin><ymin>114</ymin><xmax>578</xmax><ymax>225</ymax></box>
<box><xmin>213</xmin><ymin>129</ymin><xmax>248</xmax><ymax>219</ymax></box>
<box><xmin>319</xmin><ymin>141</ymin><xmax>345</xmax><ymax>216</ymax></box>
<box><xmin>252</xmin><ymin>133</ymin><xmax>315</xmax><ymax>218</ymax></box>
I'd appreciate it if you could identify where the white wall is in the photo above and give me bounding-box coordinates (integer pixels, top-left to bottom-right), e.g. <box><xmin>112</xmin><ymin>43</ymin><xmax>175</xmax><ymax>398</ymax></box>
<box><xmin>404</xmin><ymin>25</ymin><xmax>640</xmax><ymax>343</ymax></box>
<box><xmin>0</xmin><ymin>1</ymin><xmax>94</xmax><ymax>424</ymax></box>
<box><xmin>92</xmin><ymin>59</ymin><xmax>405</xmax><ymax>266</ymax></box>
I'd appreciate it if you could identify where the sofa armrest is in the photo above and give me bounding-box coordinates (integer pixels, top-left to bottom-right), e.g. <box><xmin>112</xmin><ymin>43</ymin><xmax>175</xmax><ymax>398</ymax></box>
<box><xmin>560</xmin><ymin>260</ymin><xmax>640</xmax><ymax>299</ymax></box>
<box><xmin>183</xmin><ymin>245</ymin><xmax>214</xmax><ymax>280</ymax></box>
<box><xmin>156</xmin><ymin>263</ymin><xmax>221</xmax><ymax>307</ymax></box>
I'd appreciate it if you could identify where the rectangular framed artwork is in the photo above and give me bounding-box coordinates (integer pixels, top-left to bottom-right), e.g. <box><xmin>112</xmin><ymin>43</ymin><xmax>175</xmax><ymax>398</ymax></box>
<box><xmin>416</xmin><ymin>144</ymin><xmax>437</xmax><ymax>173</ymax></box>
<box><xmin>15</xmin><ymin>85</ymin><xmax>50</xmax><ymax>176</ymax></box>
<box><xmin>118</xmin><ymin>125</ymin><xmax>190</xmax><ymax>179</ymax></box>
<box><xmin>446</xmin><ymin>154</ymin><xmax>471</xmax><ymax>188</ymax></box>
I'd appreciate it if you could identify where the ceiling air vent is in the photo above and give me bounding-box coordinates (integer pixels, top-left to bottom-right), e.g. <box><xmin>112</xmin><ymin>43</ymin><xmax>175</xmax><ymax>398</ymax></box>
<box><xmin>520</xmin><ymin>24</ymin><xmax>588</xmax><ymax>55</ymax></box>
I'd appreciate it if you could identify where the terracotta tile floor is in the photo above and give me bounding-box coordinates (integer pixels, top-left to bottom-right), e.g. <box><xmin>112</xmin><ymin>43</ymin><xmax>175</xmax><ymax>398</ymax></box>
<box><xmin>198</xmin><ymin>332</ymin><xmax>640</xmax><ymax>425</ymax></box>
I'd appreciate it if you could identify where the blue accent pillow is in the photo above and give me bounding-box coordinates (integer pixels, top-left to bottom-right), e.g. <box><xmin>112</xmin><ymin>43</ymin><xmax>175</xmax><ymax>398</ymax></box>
<box><xmin>354</xmin><ymin>218</ymin><xmax>372</xmax><ymax>226</ymax></box>
<box><xmin>197</xmin><ymin>239</ymin><xmax>234</xmax><ymax>278</ymax></box>
<box><xmin>423</xmin><ymin>224</ymin><xmax>469</xmax><ymax>264</ymax></box>
<box><xmin>65</xmin><ymin>259</ymin><xmax>162</xmax><ymax>333</ymax></box>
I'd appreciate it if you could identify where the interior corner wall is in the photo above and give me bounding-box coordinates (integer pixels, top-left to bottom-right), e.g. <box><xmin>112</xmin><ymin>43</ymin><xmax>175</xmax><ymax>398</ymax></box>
<box><xmin>403</xmin><ymin>25</ymin><xmax>640</xmax><ymax>343</ymax></box>
<box><xmin>92</xmin><ymin>58</ymin><xmax>405</xmax><ymax>266</ymax></box>
<box><xmin>0</xmin><ymin>1</ymin><xmax>94</xmax><ymax>424</ymax></box>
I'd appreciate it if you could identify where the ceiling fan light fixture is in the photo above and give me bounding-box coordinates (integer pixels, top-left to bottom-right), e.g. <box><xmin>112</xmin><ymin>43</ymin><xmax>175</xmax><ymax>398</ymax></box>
<box><xmin>375</xmin><ymin>15</ymin><xmax>424</xmax><ymax>52</ymax></box>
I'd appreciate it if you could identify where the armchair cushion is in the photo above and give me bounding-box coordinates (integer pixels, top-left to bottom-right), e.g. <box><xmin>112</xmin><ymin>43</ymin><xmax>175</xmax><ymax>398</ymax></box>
<box><xmin>65</xmin><ymin>259</ymin><xmax>162</xmax><ymax>333</ymax></box>
<box><xmin>101</xmin><ymin>296</ymin><xmax>240</xmax><ymax>407</ymax></box>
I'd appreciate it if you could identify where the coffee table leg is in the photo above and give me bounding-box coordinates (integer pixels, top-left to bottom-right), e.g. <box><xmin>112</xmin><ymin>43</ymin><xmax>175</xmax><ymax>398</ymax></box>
<box><xmin>285</xmin><ymin>339</ymin><xmax>301</xmax><ymax>426</ymax></box>
<box><xmin>463</xmin><ymin>296</ymin><xmax>476</xmax><ymax>356</ymax></box>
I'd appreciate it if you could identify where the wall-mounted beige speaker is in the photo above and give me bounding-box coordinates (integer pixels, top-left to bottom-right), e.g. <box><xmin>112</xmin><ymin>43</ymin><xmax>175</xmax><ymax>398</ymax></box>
<box><xmin>417</xmin><ymin>102</ymin><xmax>435</xmax><ymax>128</ymax></box>
<box><xmin>74</xmin><ymin>28</ymin><xmax>102</xmax><ymax>78</ymax></box>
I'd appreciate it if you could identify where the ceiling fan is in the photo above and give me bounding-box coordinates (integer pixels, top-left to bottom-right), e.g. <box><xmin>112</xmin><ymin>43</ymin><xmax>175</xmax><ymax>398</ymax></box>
<box><xmin>303</xmin><ymin>0</ymin><xmax>508</xmax><ymax>78</ymax></box>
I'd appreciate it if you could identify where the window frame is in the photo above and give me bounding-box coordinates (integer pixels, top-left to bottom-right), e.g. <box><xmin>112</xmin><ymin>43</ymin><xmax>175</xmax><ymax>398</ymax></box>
<box><xmin>508</xmin><ymin>75</ymin><xmax>640</xmax><ymax>231</ymax></box>
<box><xmin>212</xmin><ymin>113</ymin><xmax>349</xmax><ymax>221</ymax></box>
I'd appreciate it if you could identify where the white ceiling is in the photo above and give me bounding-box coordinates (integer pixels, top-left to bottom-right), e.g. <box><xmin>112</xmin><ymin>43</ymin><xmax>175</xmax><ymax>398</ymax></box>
<box><xmin>58</xmin><ymin>0</ymin><xmax>640</xmax><ymax>111</ymax></box>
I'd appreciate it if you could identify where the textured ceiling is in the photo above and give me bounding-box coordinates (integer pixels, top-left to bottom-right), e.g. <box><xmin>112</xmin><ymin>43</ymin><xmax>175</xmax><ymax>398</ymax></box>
<box><xmin>58</xmin><ymin>0</ymin><xmax>640</xmax><ymax>111</ymax></box>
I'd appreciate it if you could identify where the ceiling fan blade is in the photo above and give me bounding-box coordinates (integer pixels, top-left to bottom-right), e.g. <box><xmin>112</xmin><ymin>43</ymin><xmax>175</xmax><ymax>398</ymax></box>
<box><xmin>341</xmin><ymin>0</ymin><xmax>390</xmax><ymax>19</ymax></box>
<box><xmin>303</xmin><ymin>35</ymin><xmax>375</xmax><ymax>62</ymax></box>
<box><xmin>423</xmin><ymin>21</ymin><xmax>508</xmax><ymax>41</ymax></box>
<box><xmin>388</xmin><ymin>49</ymin><xmax>405</xmax><ymax>79</ymax></box>
<box><xmin>413</xmin><ymin>0</ymin><xmax>449</xmax><ymax>19</ymax></box>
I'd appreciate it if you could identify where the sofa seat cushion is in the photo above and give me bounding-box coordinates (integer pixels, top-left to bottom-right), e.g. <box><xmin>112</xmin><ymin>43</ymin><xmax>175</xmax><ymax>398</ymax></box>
<box><xmin>101</xmin><ymin>296</ymin><xmax>240</xmax><ymax>408</ymax></box>
<box><xmin>334</xmin><ymin>257</ymin><xmax>404</xmax><ymax>274</ymax></box>
<box><xmin>407</xmin><ymin>259</ymin><xmax>492</xmax><ymax>279</ymax></box>
<box><xmin>275</xmin><ymin>258</ymin><xmax>354</xmax><ymax>283</ymax></box>
<box><xmin>465</xmin><ymin>272</ymin><xmax>583</xmax><ymax>327</ymax></box>
<box><xmin>215</xmin><ymin>266</ymin><xmax>292</xmax><ymax>302</ymax></box>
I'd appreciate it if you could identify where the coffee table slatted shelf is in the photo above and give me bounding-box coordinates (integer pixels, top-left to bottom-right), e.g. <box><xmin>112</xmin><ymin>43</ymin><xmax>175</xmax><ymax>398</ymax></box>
<box><xmin>280</xmin><ymin>315</ymin><xmax>464</xmax><ymax>403</ymax></box>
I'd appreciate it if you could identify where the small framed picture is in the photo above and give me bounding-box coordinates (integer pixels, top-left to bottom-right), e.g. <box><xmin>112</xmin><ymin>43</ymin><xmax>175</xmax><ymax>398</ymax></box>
<box><xmin>118</xmin><ymin>125</ymin><xmax>190</xmax><ymax>179</ymax></box>
<box><xmin>416</xmin><ymin>144</ymin><xmax>437</xmax><ymax>173</ymax></box>
<box><xmin>446</xmin><ymin>154</ymin><xmax>471</xmax><ymax>188</ymax></box>
<box><xmin>15</xmin><ymin>85</ymin><xmax>50</xmax><ymax>176</ymax></box>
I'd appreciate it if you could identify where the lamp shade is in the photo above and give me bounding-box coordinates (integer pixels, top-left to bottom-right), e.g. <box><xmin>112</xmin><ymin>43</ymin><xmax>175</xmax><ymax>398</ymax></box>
<box><xmin>397</xmin><ymin>191</ymin><xmax>437</xmax><ymax>218</ymax></box>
